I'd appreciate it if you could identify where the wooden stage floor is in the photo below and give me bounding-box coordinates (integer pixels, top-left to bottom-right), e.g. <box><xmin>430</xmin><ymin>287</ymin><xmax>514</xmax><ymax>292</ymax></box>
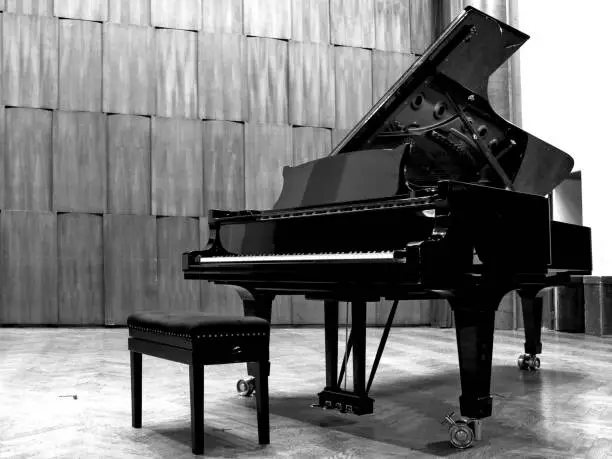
<box><xmin>1</xmin><ymin>326</ymin><xmax>611</xmax><ymax>458</ymax></box>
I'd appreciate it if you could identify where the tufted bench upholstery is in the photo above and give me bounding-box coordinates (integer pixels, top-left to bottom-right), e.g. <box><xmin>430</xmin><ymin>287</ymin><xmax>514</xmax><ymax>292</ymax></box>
<box><xmin>127</xmin><ymin>311</ymin><xmax>270</xmax><ymax>455</ymax></box>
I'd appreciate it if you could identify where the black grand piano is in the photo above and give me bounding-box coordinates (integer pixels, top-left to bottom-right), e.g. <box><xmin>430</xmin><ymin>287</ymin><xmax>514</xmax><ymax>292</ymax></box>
<box><xmin>183</xmin><ymin>6</ymin><xmax>592</xmax><ymax>449</ymax></box>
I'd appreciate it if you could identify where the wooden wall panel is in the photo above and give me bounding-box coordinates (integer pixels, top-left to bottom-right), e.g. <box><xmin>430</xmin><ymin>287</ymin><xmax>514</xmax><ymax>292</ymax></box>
<box><xmin>157</xmin><ymin>217</ymin><xmax>200</xmax><ymax>313</ymax></box>
<box><xmin>495</xmin><ymin>291</ymin><xmax>516</xmax><ymax>330</ymax></box>
<box><xmin>152</xmin><ymin>117</ymin><xmax>203</xmax><ymax>217</ymax></box>
<box><xmin>108</xmin><ymin>114</ymin><xmax>151</xmax><ymax>215</ymax></box>
<box><xmin>199</xmin><ymin>216</ymin><xmax>244</xmax><ymax>316</ymax></box>
<box><xmin>201</xmin><ymin>0</ymin><xmax>243</xmax><ymax>34</ymax></box>
<box><xmin>247</xmin><ymin>37</ymin><xmax>288</xmax><ymax>124</ymax></box>
<box><xmin>155</xmin><ymin>29</ymin><xmax>198</xmax><ymax>119</ymax></box>
<box><xmin>2</xmin><ymin>14</ymin><xmax>58</xmax><ymax>109</ymax></box>
<box><xmin>59</xmin><ymin>19</ymin><xmax>102</xmax><ymax>112</ymax></box>
<box><xmin>108</xmin><ymin>0</ymin><xmax>151</xmax><ymax>26</ymax></box>
<box><xmin>375</xmin><ymin>0</ymin><xmax>411</xmax><ymax>53</ymax></box>
<box><xmin>245</xmin><ymin>123</ymin><xmax>292</xmax><ymax>210</ymax></box>
<box><xmin>372</xmin><ymin>50</ymin><xmax>417</xmax><ymax>101</ymax></box>
<box><xmin>289</xmin><ymin>41</ymin><xmax>335</xmax><ymax>128</ymax></box>
<box><xmin>430</xmin><ymin>299</ymin><xmax>454</xmax><ymax>328</ymax></box>
<box><xmin>103</xmin><ymin>24</ymin><xmax>155</xmax><ymax>116</ymax></box>
<box><xmin>409</xmin><ymin>0</ymin><xmax>435</xmax><ymax>54</ymax></box>
<box><xmin>151</xmin><ymin>0</ymin><xmax>201</xmax><ymax>31</ymax></box>
<box><xmin>334</xmin><ymin>46</ymin><xmax>372</xmax><ymax>129</ymax></box>
<box><xmin>330</xmin><ymin>0</ymin><xmax>375</xmax><ymax>48</ymax></box>
<box><xmin>376</xmin><ymin>299</ymin><xmax>430</xmax><ymax>326</ymax></box>
<box><xmin>0</xmin><ymin>211</ymin><xmax>57</xmax><ymax>324</ymax></box>
<box><xmin>5</xmin><ymin>0</ymin><xmax>52</xmax><ymax>16</ymax></box>
<box><xmin>244</xmin><ymin>0</ymin><xmax>291</xmax><ymax>40</ymax></box>
<box><xmin>53</xmin><ymin>111</ymin><xmax>107</xmax><ymax>213</ymax></box>
<box><xmin>292</xmin><ymin>126</ymin><xmax>331</xmax><ymax>165</ymax></box>
<box><xmin>54</xmin><ymin>0</ymin><xmax>107</xmax><ymax>22</ymax></box>
<box><xmin>58</xmin><ymin>213</ymin><xmax>104</xmax><ymax>325</ymax></box>
<box><xmin>198</xmin><ymin>33</ymin><xmax>246</xmax><ymax>122</ymax></box>
<box><xmin>332</xmin><ymin>128</ymin><xmax>350</xmax><ymax>148</ymax></box>
<box><xmin>202</xmin><ymin>120</ymin><xmax>245</xmax><ymax>211</ymax></box>
<box><xmin>4</xmin><ymin>108</ymin><xmax>52</xmax><ymax>211</ymax></box>
<box><xmin>292</xmin><ymin>0</ymin><xmax>330</xmax><ymax>44</ymax></box>
<box><xmin>104</xmin><ymin>214</ymin><xmax>158</xmax><ymax>325</ymax></box>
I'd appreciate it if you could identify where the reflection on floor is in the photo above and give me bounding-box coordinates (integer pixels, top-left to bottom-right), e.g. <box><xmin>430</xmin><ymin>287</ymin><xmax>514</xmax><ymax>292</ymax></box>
<box><xmin>1</xmin><ymin>327</ymin><xmax>611</xmax><ymax>458</ymax></box>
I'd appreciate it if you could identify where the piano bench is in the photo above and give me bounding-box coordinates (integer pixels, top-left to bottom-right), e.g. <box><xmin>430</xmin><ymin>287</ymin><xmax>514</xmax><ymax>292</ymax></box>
<box><xmin>127</xmin><ymin>311</ymin><xmax>270</xmax><ymax>455</ymax></box>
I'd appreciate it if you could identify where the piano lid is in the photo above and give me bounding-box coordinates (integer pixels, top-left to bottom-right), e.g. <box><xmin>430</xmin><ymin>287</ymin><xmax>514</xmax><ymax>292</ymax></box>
<box><xmin>330</xmin><ymin>6</ymin><xmax>573</xmax><ymax>196</ymax></box>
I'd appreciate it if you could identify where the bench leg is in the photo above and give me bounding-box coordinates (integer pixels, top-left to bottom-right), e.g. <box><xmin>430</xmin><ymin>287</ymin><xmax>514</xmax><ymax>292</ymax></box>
<box><xmin>254</xmin><ymin>360</ymin><xmax>270</xmax><ymax>444</ymax></box>
<box><xmin>190</xmin><ymin>364</ymin><xmax>204</xmax><ymax>455</ymax></box>
<box><xmin>130</xmin><ymin>351</ymin><xmax>142</xmax><ymax>428</ymax></box>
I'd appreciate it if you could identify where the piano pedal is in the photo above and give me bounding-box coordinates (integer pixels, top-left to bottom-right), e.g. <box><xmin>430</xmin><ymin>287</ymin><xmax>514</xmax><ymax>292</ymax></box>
<box><xmin>441</xmin><ymin>411</ymin><xmax>481</xmax><ymax>449</ymax></box>
<box><xmin>517</xmin><ymin>353</ymin><xmax>541</xmax><ymax>371</ymax></box>
<box><xmin>236</xmin><ymin>376</ymin><xmax>256</xmax><ymax>397</ymax></box>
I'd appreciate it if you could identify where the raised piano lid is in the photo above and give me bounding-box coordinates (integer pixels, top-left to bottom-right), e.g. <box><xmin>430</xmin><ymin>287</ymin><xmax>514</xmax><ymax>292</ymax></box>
<box><xmin>275</xmin><ymin>6</ymin><xmax>573</xmax><ymax>210</ymax></box>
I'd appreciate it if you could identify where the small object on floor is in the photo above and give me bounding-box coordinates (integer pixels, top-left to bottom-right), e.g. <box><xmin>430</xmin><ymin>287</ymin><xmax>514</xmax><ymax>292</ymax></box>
<box><xmin>518</xmin><ymin>353</ymin><xmax>541</xmax><ymax>371</ymax></box>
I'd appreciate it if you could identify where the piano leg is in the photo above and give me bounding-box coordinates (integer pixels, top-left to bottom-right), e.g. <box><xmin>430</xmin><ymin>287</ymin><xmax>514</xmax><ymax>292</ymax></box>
<box><xmin>451</xmin><ymin>305</ymin><xmax>496</xmax><ymax>421</ymax></box>
<box><xmin>236</xmin><ymin>295</ymin><xmax>273</xmax><ymax>396</ymax></box>
<box><xmin>324</xmin><ymin>300</ymin><xmax>339</xmax><ymax>389</ymax></box>
<box><xmin>517</xmin><ymin>289</ymin><xmax>543</xmax><ymax>371</ymax></box>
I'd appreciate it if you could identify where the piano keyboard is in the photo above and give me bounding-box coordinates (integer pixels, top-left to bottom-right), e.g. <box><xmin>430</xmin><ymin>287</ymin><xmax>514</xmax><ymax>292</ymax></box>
<box><xmin>196</xmin><ymin>251</ymin><xmax>402</xmax><ymax>264</ymax></box>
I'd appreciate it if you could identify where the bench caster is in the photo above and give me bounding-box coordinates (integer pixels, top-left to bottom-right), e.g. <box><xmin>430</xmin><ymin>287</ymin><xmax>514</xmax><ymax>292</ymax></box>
<box><xmin>518</xmin><ymin>353</ymin><xmax>540</xmax><ymax>371</ymax></box>
<box><xmin>442</xmin><ymin>411</ymin><xmax>481</xmax><ymax>449</ymax></box>
<box><xmin>236</xmin><ymin>376</ymin><xmax>255</xmax><ymax>396</ymax></box>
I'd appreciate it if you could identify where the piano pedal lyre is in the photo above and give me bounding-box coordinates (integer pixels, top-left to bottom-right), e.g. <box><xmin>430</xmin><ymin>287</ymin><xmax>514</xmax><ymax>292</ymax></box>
<box><xmin>441</xmin><ymin>411</ymin><xmax>482</xmax><ymax>449</ymax></box>
<box><xmin>236</xmin><ymin>376</ymin><xmax>256</xmax><ymax>397</ymax></box>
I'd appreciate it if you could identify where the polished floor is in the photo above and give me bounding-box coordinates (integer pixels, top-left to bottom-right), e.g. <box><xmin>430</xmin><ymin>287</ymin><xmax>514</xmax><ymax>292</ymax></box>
<box><xmin>1</xmin><ymin>326</ymin><xmax>611</xmax><ymax>458</ymax></box>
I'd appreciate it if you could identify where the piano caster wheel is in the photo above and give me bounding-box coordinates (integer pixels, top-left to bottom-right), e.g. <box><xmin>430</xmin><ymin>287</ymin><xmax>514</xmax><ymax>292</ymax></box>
<box><xmin>236</xmin><ymin>376</ymin><xmax>256</xmax><ymax>396</ymax></box>
<box><xmin>442</xmin><ymin>411</ymin><xmax>479</xmax><ymax>449</ymax></box>
<box><xmin>518</xmin><ymin>354</ymin><xmax>540</xmax><ymax>371</ymax></box>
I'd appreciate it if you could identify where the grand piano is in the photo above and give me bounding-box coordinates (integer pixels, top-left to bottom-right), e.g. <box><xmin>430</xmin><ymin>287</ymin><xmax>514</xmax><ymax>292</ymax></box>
<box><xmin>183</xmin><ymin>6</ymin><xmax>592</xmax><ymax>449</ymax></box>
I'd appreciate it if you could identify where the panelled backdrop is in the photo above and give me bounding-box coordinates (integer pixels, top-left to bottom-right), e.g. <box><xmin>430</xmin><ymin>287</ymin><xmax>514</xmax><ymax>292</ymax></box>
<box><xmin>0</xmin><ymin>0</ymin><xmax>517</xmax><ymax>328</ymax></box>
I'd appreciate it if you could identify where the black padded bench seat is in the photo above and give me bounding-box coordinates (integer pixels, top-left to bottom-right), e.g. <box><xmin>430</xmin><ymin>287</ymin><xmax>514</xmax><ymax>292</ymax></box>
<box><xmin>127</xmin><ymin>311</ymin><xmax>270</xmax><ymax>455</ymax></box>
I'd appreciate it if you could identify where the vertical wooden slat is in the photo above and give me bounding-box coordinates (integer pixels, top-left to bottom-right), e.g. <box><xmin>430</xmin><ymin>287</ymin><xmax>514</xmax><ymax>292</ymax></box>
<box><xmin>103</xmin><ymin>214</ymin><xmax>158</xmax><ymax>325</ymax></box>
<box><xmin>330</xmin><ymin>0</ymin><xmax>375</xmax><ymax>48</ymax></box>
<box><xmin>103</xmin><ymin>23</ymin><xmax>155</xmax><ymax>116</ymax></box>
<box><xmin>5</xmin><ymin>0</ymin><xmax>52</xmax><ymax>16</ymax></box>
<box><xmin>244</xmin><ymin>123</ymin><xmax>292</xmax><ymax>324</ymax></box>
<box><xmin>59</xmin><ymin>19</ymin><xmax>102</xmax><ymax>112</ymax></box>
<box><xmin>292</xmin><ymin>0</ymin><xmax>330</xmax><ymax>44</ymax></box>
<box><xmin>290</xmin><ymin>126</ymin><xmax>331</xmax><ymax>324</ymax></box>
<box><xmin>108</xmin><ymin>114</ymin><xmax>151</xmax><ymax>215</ymax></box>
<box><xmin>198</xmin><ymin>33</ymin><xmax>246</xmax><ymax>122</ymax></box>
<box><xmin>0</xmin><ymin>211</ymin><xmax>57</xmax><ymax>325</ymax></box>
<box><xmin>244</xmin><ymin>0</ymin><xmax>291</xmax><ymax>39</ymax></box>
<box><xmin>244</xmin><ymin>123</ymin><xmax>292</xmax><ymax>210</ymax></box>
<box><xmin>202</xmin><ymin>120</ymin><xmax>245</xmax><ymax>212</ymax></box>
<box><xmin>54</xmin><ymin>0</ymin><xmax>108</xmax><ymax>22</ymax></box>
<box><xmin>0</xmin><ymin>105</ymin><xmax>4</xmax><ymax>208</ymax></box>
<box><xmin>157</xmin><ymin>217</ymin><xmax>200</xmax><ymax>313</ymax></box>
<box><xmin>108</xmin><ymin>0</ymin><xmax>151</xmax><ymax>26</ymax></box>
<box><xmin>52</xmin><ymin>111</ymin><xmax>107</xmax><ymax>213</ymax></box>
<box><xmin>2</xmin><ymin>14</ymin><xmax>58</xmax><ymax>109</ymax></box>
<box><xmin>4</xmin><ymin>108</ymin><xmax>52</xmax><ymax>211</ymax></box>
<box><xmin>332</xmin><ymin>128</ymin><xmax>350</xmax><ymax>148</ymax></box>
<box><xmin>292</xmin><ymin>126</ymin><xmax>331</xmax><ymax>165</ymax></box>
<box><xmin>289</xmin><ymin>41</ymin><xmax>335</xmax><ymax>128</ymax></box>
<box><xmin>151</xmin><ymin>117</ymin><xmax>203</xmax><ymax>217</ymax></box>
<box><xmin>201</xmin><ymin>0</ymin><xmax>243</xmax><ymax>34</ymax></box>
<box><xmin>334</xmin><ymin>46</ymin><xmax>372</xmax><ymax>129</ymax></box>
<box><xmin>155</xmin><ymin>28</ymin><xmax>198</xmax><ymax>119</ymax></box>
<box><xmin>151</xmin><ymin>0</ymin><xmax>201</xmax><ymax>31</ymax></box>
<box><xmin>247</xmin><ymin>37</ymin><xmax>288</xmax><ymax>124</ymax></box>
<box><xmin>58</xmin><ymin>213</ymin><xmax>104</xmax><ymax>325</ymax></box>
<box><xmin>372</xmin><ymin>50</ymin><xmax>417</xmax><ymax>101</ymax></box>
<box><xmin>199</xmin><ymin>216</ymin><xmax>244</xmax><ymax>317</ymax></box>
<box><xmin>374</xmin><ymin>0</ymin><xmax>411</xmax><ymax>53</ymax></box>
<box><xmin>409</xmin><ymin>0</ymin><xmax>435</xmax><ymax>54</ymax></box>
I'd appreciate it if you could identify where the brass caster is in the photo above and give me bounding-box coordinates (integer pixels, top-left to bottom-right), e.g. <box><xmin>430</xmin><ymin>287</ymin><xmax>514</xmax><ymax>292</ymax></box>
<box><xmin>518</xmin><ymin>354</ymin><xmax>540</xmax><ymax>371</ymax></box>
<box><xmin>442</xmin><ymin>411</ymin><xmax>478</xmax><ymax>449</ymax></box>
<box><xmin>236</xmin><ymin>376</ymin><xmax>256</xmax><ymax>396</ymax></box>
